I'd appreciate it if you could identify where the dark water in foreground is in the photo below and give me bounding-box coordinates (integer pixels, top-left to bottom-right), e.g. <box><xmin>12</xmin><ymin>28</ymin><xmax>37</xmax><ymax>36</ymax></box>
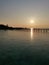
<box><xmin>0</xmin><ymin>30</ymin><xmax>49</xmax><ymax>65</ymax></box>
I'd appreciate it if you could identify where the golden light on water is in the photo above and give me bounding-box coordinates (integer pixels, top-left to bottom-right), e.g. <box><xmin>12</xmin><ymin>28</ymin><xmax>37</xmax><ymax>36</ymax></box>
<box><xmin>30</xmin><ymin>28</ymin><xmax>33</xmax><ymax>40</ymax></box>
<box><xmin>30</xmin><ymin>20</ymin><xmax>34</xmax><ymax>40</ymax></box>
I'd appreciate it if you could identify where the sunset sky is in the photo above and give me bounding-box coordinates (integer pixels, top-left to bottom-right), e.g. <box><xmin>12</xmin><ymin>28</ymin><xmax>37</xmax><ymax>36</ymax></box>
<box><xmin>0</xmin><ymin>0</ymin><xmax>49</xmax><ymax>28</ymax></box>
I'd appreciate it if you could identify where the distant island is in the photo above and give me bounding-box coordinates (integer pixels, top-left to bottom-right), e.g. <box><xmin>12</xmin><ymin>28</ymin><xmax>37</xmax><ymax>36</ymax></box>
<box><xmin>0</xmin><ymin>24</ymin><xmax>30</xmax><ymax>30</ymax></box>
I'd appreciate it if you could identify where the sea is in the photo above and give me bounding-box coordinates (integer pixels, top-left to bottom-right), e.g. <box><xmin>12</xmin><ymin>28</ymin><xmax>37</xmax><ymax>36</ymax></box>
<box><xmin>0</xmin><ymin>29</ymin><xmax>49</xmax><ymax>65</ymax></box>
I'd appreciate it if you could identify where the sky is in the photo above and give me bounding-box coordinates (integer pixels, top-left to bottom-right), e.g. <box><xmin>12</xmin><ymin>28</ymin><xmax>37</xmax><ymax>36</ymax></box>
<box><xmin>0</xmin><ymin>0</ymin><xmax>49</xmax><ymax>28</ymax></box>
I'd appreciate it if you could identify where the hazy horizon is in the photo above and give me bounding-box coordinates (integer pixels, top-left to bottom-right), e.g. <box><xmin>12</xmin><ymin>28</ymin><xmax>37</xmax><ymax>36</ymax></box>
<box><xmin>0</xmin><ymin>0</ymin><xmax>49</xmax><ymax>28</ymax></box>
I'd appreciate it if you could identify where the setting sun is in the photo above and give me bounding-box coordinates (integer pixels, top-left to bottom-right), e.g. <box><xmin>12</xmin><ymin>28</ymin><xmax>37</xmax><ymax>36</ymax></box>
<box><xmin>30</xmin><ymin>20</ymin><xmax>34</xmax><ymax>24</ymax></box>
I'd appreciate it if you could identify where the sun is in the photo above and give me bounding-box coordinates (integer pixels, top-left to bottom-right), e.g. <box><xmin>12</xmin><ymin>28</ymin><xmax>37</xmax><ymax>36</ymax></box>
<box><xmin>30</xmin><ymin>20</ymin><xmax>34</xmax><ymax>24</ymax></box>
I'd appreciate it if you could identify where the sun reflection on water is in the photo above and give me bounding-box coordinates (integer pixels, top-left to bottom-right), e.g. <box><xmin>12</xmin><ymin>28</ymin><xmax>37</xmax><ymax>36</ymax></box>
<box><xmin>31</xmin><ymin>28</ymin><xmax>34</xmax><ymax>40</ymax></box>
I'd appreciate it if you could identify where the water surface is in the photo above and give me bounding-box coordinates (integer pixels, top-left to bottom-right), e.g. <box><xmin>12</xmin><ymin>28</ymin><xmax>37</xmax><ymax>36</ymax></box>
<box><xmin>0</xmin><ymin>30</ymin><xmax>49</xmax><ymax>65</ymax></box>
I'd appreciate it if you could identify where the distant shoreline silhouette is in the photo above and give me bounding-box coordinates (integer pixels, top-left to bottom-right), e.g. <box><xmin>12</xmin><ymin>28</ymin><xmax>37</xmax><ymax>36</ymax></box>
<box><xmin>0</xmin><ymin>24</ymin><xmax>30</xmax><ymax>30</ymax></box>
<box><xmin>0</xmin><ymin>24</ymin><xmax>49</xmax><ymax>32</ymax></box>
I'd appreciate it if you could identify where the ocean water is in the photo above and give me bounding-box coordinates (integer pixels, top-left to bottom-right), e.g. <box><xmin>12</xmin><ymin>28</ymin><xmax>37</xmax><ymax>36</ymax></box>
<box><xmin>0</xmin><ymin>30</ymin><xmax>49</xmax><ymax>65</ymax></box>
